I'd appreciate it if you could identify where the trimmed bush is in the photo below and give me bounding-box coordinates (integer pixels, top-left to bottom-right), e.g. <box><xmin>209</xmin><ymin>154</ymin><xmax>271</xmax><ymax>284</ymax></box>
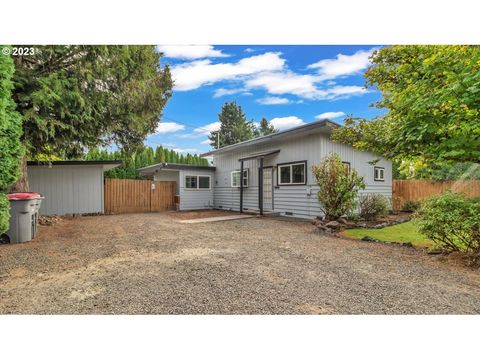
<box><xmin>358</xmin><ymin>194</ymin><xmax>389</xmax><ymax>221</ymax></box>
<box><xmin>0</xmin><ymin>194</ymin><xmax>9</xmax><ymax>235</ymax></box>
<box><xmin>0</xmin><ymin>47</ymin><xmax>23</xmax><ymax>234</ymax></box>
<box><xmin>415</xmin><ymin>192</ymin><xmax>480</xmax><ymax>252</ymax></box>
<box><xmin>312</xmin><ymin>153</ymin><xmax>365</xmax><ymax>220</ymax></box>
<box><xmin>402</xmin><ymin>200</ymin><xmax>421</xmax><ymax>213</ymax></box>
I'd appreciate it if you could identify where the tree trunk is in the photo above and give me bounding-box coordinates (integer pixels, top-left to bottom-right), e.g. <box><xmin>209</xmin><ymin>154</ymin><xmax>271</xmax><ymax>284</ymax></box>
<box><xmin>8</xmin><ymin>156</ymin><xmax>29</xmax><ymax>193</ymax></box>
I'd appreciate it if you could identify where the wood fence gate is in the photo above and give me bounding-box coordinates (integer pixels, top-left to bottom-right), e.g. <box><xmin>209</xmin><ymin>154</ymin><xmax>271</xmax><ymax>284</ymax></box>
<box><xmin>104</xmin><ymin>178</ymin><xmax>176</xmax><ymax>214</ymax></box>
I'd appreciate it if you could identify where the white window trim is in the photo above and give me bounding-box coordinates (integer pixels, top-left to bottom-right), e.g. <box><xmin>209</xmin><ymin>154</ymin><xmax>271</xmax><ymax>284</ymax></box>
<box><xmin>184</xmin><ymin>175</ymin><xmax>211</xmax><ymax>190</ymax></box>
<box><xmin>231</xmin><ymin>169</ymin><xmax>249</xmax><ymax>188</ymax></box>
<box><xmin>374</xmin><ymin>167</ymin><xmax>385</xmax><ymax>181</ymax></box>
<box><xmin>277</xmin><ymin>162</ymin><xmax>306</xmax><ymax>185</ymax></box>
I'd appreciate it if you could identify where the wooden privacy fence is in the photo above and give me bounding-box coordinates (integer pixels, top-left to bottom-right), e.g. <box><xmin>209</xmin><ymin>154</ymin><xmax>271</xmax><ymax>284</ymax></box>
<box><xmin>393</xmin><ymin>179</ymin><xmax>480</xmax><ymax>210</ymax></box>
<box><xmin>104</xmin><ymin>179</ymin><xmax>176</xmax><ymax>214</ymax></box>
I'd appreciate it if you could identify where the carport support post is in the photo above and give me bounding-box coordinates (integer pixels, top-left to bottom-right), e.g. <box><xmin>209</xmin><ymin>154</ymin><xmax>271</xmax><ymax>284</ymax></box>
<box><xmin>240</xmin><ymin>160</ymin><xmax>244</xmax><ymax>213</ymax></box>
<box><xmin>258</xmin><ymin>157</ymin><xmax>263</xmax><ymax>216</ymax></box>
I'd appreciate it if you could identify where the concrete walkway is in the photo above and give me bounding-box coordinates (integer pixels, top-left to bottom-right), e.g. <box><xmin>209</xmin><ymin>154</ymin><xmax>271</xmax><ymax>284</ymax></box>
<box><xmin>178</xmin><ymin>215</ymin><xmax>254</xmax><ymax>224</ymax></box>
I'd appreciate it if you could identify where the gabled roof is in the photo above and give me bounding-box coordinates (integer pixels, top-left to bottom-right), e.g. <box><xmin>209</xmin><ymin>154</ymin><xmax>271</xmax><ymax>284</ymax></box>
<box><xmin>200</xmin><ymin>119</ymin><xmax>340</xmax><ymax>157</ymax></box>
<box><xmin>138</xmin><ymin>162</ymin><xmax>215</xmax><ymax>175</ymax></box>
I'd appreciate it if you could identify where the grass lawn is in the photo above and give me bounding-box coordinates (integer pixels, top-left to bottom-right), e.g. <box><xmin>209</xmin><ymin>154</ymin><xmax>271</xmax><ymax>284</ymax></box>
<box><xmin>343</xmin><ymin>221</ymin><xmax>434</xmax><ymax>248</ymax></box>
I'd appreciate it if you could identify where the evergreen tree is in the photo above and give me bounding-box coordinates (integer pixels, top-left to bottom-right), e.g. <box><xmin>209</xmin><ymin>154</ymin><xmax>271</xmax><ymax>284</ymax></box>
<box><xmin>10</xmin><ymin>45</ymin><xmax>173</xmax><ymax>191</ymax></box>
<box><xmin>0</xmin><ymin>49</ymin><xmax>23</xmax><ymax>234</ymax></box>
<box><xmin>255</xmin><ymin>117</ymin><xmax>277</xmax><ymax>137</ymax></box>
<box><xmin>208</xmin><ymin>102</ymin><xmax>255</xmax><ymax>149</ymax></box>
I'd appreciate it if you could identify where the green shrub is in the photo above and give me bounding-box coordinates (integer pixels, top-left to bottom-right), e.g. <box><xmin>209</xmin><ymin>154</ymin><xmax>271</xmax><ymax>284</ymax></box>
<box><xmin>0</xmin><ymin>47</ymin><xmax>23</xmax><ymax>234</ymax></box>
<box><xmin>415</xmin><ymin>192</ymin><xmax>480</xmax><ymax>252</ymax></box>
<box><xmin>312</xmin><ymin>153</ymin><xmax>365</xmax><ymax>220</ymax></box>
<box><xmin>0</xmin><ymin>194</ymin><xmax>9</xmax><ymax>235</ymax></box>
<box><xmin>358</xmin><ymin>194</ymin><xmax>389</xmax><ymax>221</ymax></box>
<box><xmin>402</xmin><ymin>200</ymin><xmax>421</xmax><ymax>213</ymax></box>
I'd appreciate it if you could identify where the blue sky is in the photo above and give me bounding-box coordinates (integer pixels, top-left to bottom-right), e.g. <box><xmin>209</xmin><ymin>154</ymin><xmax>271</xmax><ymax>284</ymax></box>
<box><xmin>146</xmin><ymin>45</ymin><xmax>385</xmax><ymax>154</ymax></box>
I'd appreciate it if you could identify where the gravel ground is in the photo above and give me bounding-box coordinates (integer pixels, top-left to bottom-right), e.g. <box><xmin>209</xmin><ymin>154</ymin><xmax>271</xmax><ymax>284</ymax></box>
<box><xmin>1</xmin><ymin>213</ymin><xmax>480</xmax><ymax>314</ymax></box>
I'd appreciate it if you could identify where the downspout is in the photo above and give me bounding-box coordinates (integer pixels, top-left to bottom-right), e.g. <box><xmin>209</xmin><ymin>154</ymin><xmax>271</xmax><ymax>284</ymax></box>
<box><xmin>258</xmin><ymin>157</ymin><xmax>263</xmax><ymax>215</ymax></box>
<box><xmin>240</xmin><ymin>160</ymin><xmax>244</xmax><ymax>213</ymax></box>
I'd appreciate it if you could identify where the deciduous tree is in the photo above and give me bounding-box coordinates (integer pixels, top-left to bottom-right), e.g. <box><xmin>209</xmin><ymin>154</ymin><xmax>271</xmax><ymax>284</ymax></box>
<box><xmin>332</xmin><ymin>46</ymin><xmax>480</xmax><ymax>165</ymax></box>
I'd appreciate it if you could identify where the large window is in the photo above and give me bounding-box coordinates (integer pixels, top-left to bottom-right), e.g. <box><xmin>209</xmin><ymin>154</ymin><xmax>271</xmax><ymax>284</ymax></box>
<box><xmin>231</xmin><ymin>169</ymin><xmax>249</xmax><ymax>187</ymax></box>
<box><xmin>277</xmin><ymin>161</ymin><xmax>307</xmax><ymax>185</ymax></box>
<box><xmin>185</xmin><ymin>175</ymin><xmax>211</xmax><ymax>189</ymax></box>
<box><xmin>374</xmin><ymin>167</ymin><xmax>385</xmax><ymax>181</ymax></box>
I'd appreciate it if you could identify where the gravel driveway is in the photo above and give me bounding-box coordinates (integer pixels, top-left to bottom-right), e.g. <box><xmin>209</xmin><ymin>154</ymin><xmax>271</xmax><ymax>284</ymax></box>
<box><xmin>1</xmin><ymin>212</ymin><xmax>480</xmax><ymax>314</ymax></box>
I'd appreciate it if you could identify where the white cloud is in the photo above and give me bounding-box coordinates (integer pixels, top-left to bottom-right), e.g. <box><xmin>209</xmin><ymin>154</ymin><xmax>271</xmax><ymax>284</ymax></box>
<box><xmin>315</xmin><ymin>111</ymin><xmax>346</xmax><ymax>120</ymax></box>
<box><xmin>157</xmin><ymin>45</ymin><xmax>228</xmax><ymax>59</ymax></box>
<box><xmin>155</xmin><ymin>122</ymin><xmax>185</xmax><ymax>134</ymax></box>
<box><xmin>170</xmin><ymin>52</ymin><xmax>285</xmax><ymax>90</ymax></box>
<box><xmin>328</xmin><ymin>85</ymin><xmax>368</xmax><ymax>98</ymax></box>
<box><xmin>307</xmin><ymin>48</ymin><xmax>375</xmax><ymax>80</ymax></box>
<box><xmin>256</xmin><ymin>96</ymin><xmax>290</xmax><ymax>105</ymax></box>
<box><xmin>269</xmin><ymin>116</ymin><xmax>305</xmax><ymax>131</ymax></box>
<box><xmin>213</xmin><ymin>88</ymin><xmax>245</xmax><ymax>98</ymax></box>
<box><xmin>245</xmin><ymin>72</ymin><xmax>367</xmax><ymax>100</ymax></box>
<box><xmin>245</xmin><ymin>71</ymin><xmax>322</xmax><ymax>99</ymax></box>
<box><xmin>200</xmin><ymin>139</ymin><xmax>212</xmax><ymax>145</ymax></box>
<box><xmin>172</xmin><ymin>147</ymin><xmax>199</xmax><ymax>154</ymax></box>
<box><xmin>193</xmin><ymin>121</ymin><xmax>221</xmax><ymax>135</ymax></box>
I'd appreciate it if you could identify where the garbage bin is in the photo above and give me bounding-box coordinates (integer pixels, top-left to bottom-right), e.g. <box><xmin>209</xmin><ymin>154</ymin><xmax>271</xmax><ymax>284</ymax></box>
<box><xmin>2</xmin><ymin>192</ymin><xmax>44</xmax><ymax>244</ymax></box>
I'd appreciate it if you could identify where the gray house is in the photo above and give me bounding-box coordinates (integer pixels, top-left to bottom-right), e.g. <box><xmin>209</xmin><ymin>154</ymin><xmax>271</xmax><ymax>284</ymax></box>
<box><xmin>142</xmin><ymin>119</ymin><xmax>392</xmax><ymax>219</ymax></box>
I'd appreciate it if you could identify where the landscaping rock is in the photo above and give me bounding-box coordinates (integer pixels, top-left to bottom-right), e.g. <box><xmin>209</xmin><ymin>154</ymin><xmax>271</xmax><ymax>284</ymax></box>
<box><xmin>361</xmin><ymin>236</ymin><xmax>376</xmax><ymax>242</ymax></box>
<box><xmin>38</xmin><ymin>215</ymin><xmax>62</xmax><ymax>226</ymax></box>
<box><xmin>325</xmin><ymin>221</ymin><xmax>341</xmax><ymax>229</ymax></box>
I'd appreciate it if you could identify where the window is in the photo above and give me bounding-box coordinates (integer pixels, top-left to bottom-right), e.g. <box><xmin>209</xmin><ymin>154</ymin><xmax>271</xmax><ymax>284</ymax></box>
<box><xmin>185</xmin><ymin>175</ymin><xmax>211</xmax><ymax>189</ymax></box>
<box><xmin>199</xmin><ymin>176</ymin><xmax>211</xmax><ymax>189</ymax></box>
<box><xmin>277</xmin><ymin>161</ymin><xmax>306</xmax><ymax>185</ymax></box>
<box><xmin>342</xmin><ymin>161</ymin><xmax>351</xmax><ymax>173</ymax></box>
<box><xmin>231</xmin><ymin>169</ymin><xmax>248</xmax><ymax>187</ymax></box>
<box><xmin>185</xmin><ymin>176</ymin><xmax>197</xmax><ymax>189</ymax></box>
<box><xmin>374</xmin><ymin>166</ymin><xmax>385</xmax><ymax>181</ymax></box>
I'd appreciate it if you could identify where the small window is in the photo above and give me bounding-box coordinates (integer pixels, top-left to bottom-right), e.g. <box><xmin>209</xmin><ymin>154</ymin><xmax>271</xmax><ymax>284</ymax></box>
<box><xmin>374</xmin><ymin>166</ymin><xmax>385</xmax><ymax>181</ymax></box>
<box><xmin>185</xmin><ymin>175</ymin><xmax>211</xmax><ymax>190</ymax></box>
<box><xmin>185</xmin><ymin>176</ymin><xmax>197</xmax><ymax>189</ymax></box>
<box><xmin>277</xmin><ymin>161</ymin><xmax>306</xmax><ymax>185</ymax></box>
<box><xmin>342</xmin><ymin>161</ymin><xmax>351</xmax><ymax>173</ymax></box>
<box><xmin>231</xmin><ymin>169</ymin><xmax>248</xmax><ymax>187</ymax></box>
<box><xmin>199</xmin><ymin>176</ymin><xmax>211</xmax><ymax>189</ymax></box>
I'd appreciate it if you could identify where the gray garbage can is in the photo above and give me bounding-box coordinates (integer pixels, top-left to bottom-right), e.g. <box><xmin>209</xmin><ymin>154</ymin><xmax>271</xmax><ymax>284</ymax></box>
<box><xmin>2</xmin><ymin>192</ymin><xmax>43</xmax><ymax>244</ymax></box>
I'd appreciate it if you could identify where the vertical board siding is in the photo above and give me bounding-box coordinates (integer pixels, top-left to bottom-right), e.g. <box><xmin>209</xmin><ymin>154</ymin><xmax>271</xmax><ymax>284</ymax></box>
<box><xmin>104</xmin><ymin>179</ymin><xmax>176</xmax><ymax>214</ymax></box>
<box><xmin>393</xmin><ymin>180</ymin><xmax>480</xmax><ymax>210</ymax></box>
<box><xmin>28</xmin><ymin>165</ymin><xmax>103</xmax><ymax>216</ymax></box>
<box><xmin>212</xmin><ymin>132</ymin><xmax>393</xmax><ymax>219</ymax></box>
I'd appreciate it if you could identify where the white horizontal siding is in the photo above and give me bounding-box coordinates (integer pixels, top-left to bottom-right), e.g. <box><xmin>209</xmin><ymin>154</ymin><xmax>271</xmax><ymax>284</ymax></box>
<box><xmin>178</xmin><ymin>169</ymin><xmax>215</xmax><ymax>210</ymax></box>
<box><xmin>211</xmin><ymin>132</ymin><xmax>392</xmax><ymax>218</ymax></box>
<box><xmin>28</xmin><ymin>165</ymin><xmax>104</xmax><ymax>215</ymax></box>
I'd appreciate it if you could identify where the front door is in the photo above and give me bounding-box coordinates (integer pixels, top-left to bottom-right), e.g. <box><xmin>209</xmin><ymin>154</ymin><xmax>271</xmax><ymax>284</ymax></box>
<box><xmin>263</xmin><ymin>168</ymin><xmax>273</xmax><ymax>210</ymax></box>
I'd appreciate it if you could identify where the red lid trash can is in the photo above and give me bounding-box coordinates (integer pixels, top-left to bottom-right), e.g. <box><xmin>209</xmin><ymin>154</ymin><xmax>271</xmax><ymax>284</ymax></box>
<box><xmin>1</xmin><ymin>192</ymin><xmax>45</xmax><ymax>244</ymax></box>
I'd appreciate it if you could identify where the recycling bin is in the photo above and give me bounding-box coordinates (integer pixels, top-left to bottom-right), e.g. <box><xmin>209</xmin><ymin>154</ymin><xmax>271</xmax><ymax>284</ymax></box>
<box><xmin>1</xmin><ymin>192</ymin><xmax>44</xmax><ymax>244</ymax></box>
